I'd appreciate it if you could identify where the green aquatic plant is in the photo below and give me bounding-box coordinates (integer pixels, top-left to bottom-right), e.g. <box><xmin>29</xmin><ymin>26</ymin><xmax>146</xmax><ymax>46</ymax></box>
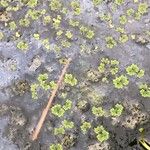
<box><xmin>37</xmin><ymin>73</ymin><xmax>50</xmax><ymax>90</ymax></box>
<box><xmin>62</xmin><ymin>120</ymin><xmax>74</xmax><ymax>129</ymax></box>
<box><xmin>119</xmin><ymin>34</ymin><xmax>128</xmax><ymax>43</ymax></box>
<box><xmin>70</xmin><ymin>1</ymin><xmax>81</xmax><ymax>15</ymax></box>
<box><xmin>94</xmin><ymin>126</ymin><xmax>109</xmax><ymax>142</ymax></box>
<box><xmin>113</xmin><ymin>75</ymin><xmax>129</xmax><ymax>89</ymax></box>
<box><xmin>64</xmin><ymin>74</ymin><xmax>77</xmax><ymax>86</ymax></box>
<box><xmin>138</xmin><ymin>3</ymin><xmax>148</xmax><ymax>15</ymax></box>
<box><xmin>61</xmin><ymin>40</ymin><xmax>71</xmax><ymax>48</ymax></box>
<box><xmin>43</xmin><ymin>15</ymin><xmax>51</xmax><ymax>25</ymax></box>
<box><xmin>51</xmin><ymin>104</ymin><xmax>65</xmax><ymax>117</ymax></box>
<box><xmin>99</xmin><ymin>13</ymin><xmax>112</xmax><ymax>22</ymax></box>
<box><xmin>49</xmin><ymin>0</ymin><xmax>62</xmax><ymax>11</ymax></box>
<box><xmin>9</xmin><ymin>21</ymin><xmax>17</xmax><ymax>30</ymax></box>
<box><xmin>110</xmin><ymin>103</ymin><xmax>124</xmax><ymax>117</ymax></box>
<box><xmin>80</xmin><ymin>122</ymin><xmax>91</xmax><ymax>134</ymax></box>
<box><xmin>0</xmin><ymin>0</ymin><xmax>9</xmax><ymax>7</ymax></box>
<box><xmin>50</xmin><ymin>143</ymin><xmax>63</xmax><ymax>150</ymax></box>
<box><xmin>126</xmin><ymin>64</ymin><xmax>139</xmax><ymax>76</ymax></box>
<box><xmin>119</xmin><ymin>15</ymin><xmax>127</xmax><ymax>25</ymax></box>
<box><xmin>27</xmin><ymin>0</ymin><xmax>38</xmax><ymax>8</ymax></box>
<box><xmin>105</xmin><ymin>36</ymin><xmax>117</xmax><ymax>49</ymax></box>
<box><xmin>30</xmin><ymin>83</ymin><xmax>38</xmax><ymax>99</ymax></box>
<box><xmin>92</xmin><ymin>0</ymin><xmax>102</xmax><ymax>6</ymax></box>
<box><xmin>126</xmin><ymin>64</ymin><xmax>144</xmax><ymax>78</ymax></box>
<box><xmin>17</xmin><ymin>41</ymin><xmax>29</xmax><ymax>51</ymax></box>
<box><xmin>19</xmin><ymin>18</ymin><xmax>30</xmax><ymax>27</ymax></box>
<box><xmin>26</xmin><ymin>9</ymin><xmax>43</xmax><ymax>20</ymax></box>
<box><xmin>63</xmin><ymin>99</ymin><xmax>72</xmax><ymax>111</ymax></box>
<box><xmin>33</xmin><ymin>33</ymin><xmax>40</xmax><ymax>40</ymax></box>
<box><xmin>69</xmin><ymin>19</ymin><xmax>79</xmax><ymax>27</ymax></box>
<box><xmin>65</xmin><ymin>31</ymin><xmax>73</xmax><ymax>39</ymax></box>
<box><xmin>126</xmin><ymin>8</ymin><xmax>135</xmax><ymax>16</ymax></box>
<box><xmin>116</xmin><ymin>27</ymin><xmax>125</xmax><ymax>34</ymax></box>
<box><xmin>53</xmin><ymin>15</ymin><xmax>62</xmax><ymax>29</ymax></box>
<box><xmin>49</xmin><ymin>81</ymin><xmax>57</xmax><ymax>90</ymax></box>
<box><xmin>92</xmin><ymin>106</ymin><xmax>105</xmax><ymax>117</ymax></box>
<box><xmin>54</xmin><ymin>127</ymin><xmax>65</xmax><ymax>135</ymax></box>
<box><xmin>139</xmin><ymin>84</ymin><xmax>150</xmax><ymax>98</ymax></box>
<box><xmin>115</xmin><ymin>0</ymin><xmax>124</xmax><ymax>5</ymax></box>
<box><xmin>86</xmin><ymin>30</ymin><xmax>95</xmax><ymax>39</ymax></box>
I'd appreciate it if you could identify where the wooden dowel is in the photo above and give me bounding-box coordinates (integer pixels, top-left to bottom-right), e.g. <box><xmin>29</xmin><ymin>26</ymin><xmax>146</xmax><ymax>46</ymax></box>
<box><xmin>31</xmin><ymin>58</ymin><xmax>72</xmax><ymax>141</ymax></box>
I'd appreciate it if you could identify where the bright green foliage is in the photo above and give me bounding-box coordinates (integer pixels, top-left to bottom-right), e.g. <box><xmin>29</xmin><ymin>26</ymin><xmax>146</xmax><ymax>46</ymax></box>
<box><xmin>100</xmin><ymin>13</ymin><xmax>112</xmax><ymax>22</ymax></box>
<box><xmin>63</xmin><ymin>99</ymin><xmax>72</xmax><ymax>111</ymax></box>
<box><xmin>62</xmin><ymin>120</ymin><xmax>74</xmax><ymax>129</ymax></box>
<box><xmin>139</xmin><ymin>84</ymin><xmax>150</xmax><ymax>98</ymax></box>
<box><xmin>92</xmin><ymin>106</ymin><xmax>105</xmax><ymax>117</ymax></box>
<box><xmin>33</xmin><ymin>33</ymin><xmax>40</xmax><ymax>40</ymax></box>
<box><xmin>126</xmin><ymin>8</ymin><xmax>135</xmax><ymax>16</ymax></box>
<box><xmin>113</xmin><ymin>75</ymin><xmax>129</xmax><ymax>89</ymax></box>
<box><xmin>43</xmin><ymin>16</ymin><xmax>51</xmax><ymax>25</ymax></box>
<box><xmin>19</xmin><ymin>18</ymin><xmax>30</xmax><ymax>27</ymax></box>
<box><xmin>138</xmin><ymin>3</ymin><xmax>148</xmax><ymax>15</ymax></box>
<box><xmin>94</xmin><ymin>126</ymin><xmax>109</xmax><ymax>142</ymax></box>
<box><xmin>126</xmin><ymin>64</ymin><xmax>144</xmax><ymax>78</ymax></box>
<box><xmin>17</xmin><ymin>41</ymin><xmax>29</xmax><ymax>51</ymax></box>
<box><xmin>27</xmin><ymin>0</ymin><xmax>38</xmax><ymax>8</ymax></box>
<box><xmin>26</xmin><ymin>9</ymin><xmax>43</xmax><ymax>20</ymax></box>
<box><xmin>64</xmin><ymin>74</ymin><xmax>77</xmax><ymax>86</ymax></box>
<box><xmin>105</xmin><ymin>36</ymin><xmax>117</xmax><ymax>49</ymax></box>
<box><xmin>30</xmin><ymin>83</ymin><xmax>38</xmax><ymax>99</ymax></box>
<box><xmin>98</xmin><ymin>58</ymin><xmax>119</xmax><ymax>76</ymax></box>
<box><xmin>116</xmin><ymin>27</ymin><xmax>125</xmax><ymax>34</ymax></box>
<box><xmin>49</xmin><ymin>81</ymin><xmax>57</xmax><ymax>90</ymax></box>
<box><xmin>119</xmin><ymin>34</ymin><xmax>128</xmax><ymax>43</ymax></box>
<box><xmin>54</xmin><ymin>127</ymin><xmax>65</xmax><ymax>135</ymax></box>
<box><xmin>9</xmin><ymin>21</ymin><xmax>17</xmax><ymax>30</ymax></box>
<box><xmin>80</xmin><ymin>122</ymin><xmax>91</xmax><ymax>133</ymax></box>
<box><xmin>86</xmin><ymin>30</ymin><xmax>95</xmax><ymax>39</ymax></box>
<box><xmin>92</xmin><ymin>0</ymin><xmax>102</xmax><ymax>6</ymax></box>
<box><xmin>126</xmin><ymin>64</ymin><xmax>139</xmax><ymax>76</ymax></box>
<box><xmin>80</xmin><ymin>26</ymin><xmax>95</xmax><ymax>39</ymax></box>
<box><xmin>61</xmin><ymin>40</ymin><xmax>71</xmax><ymax>48</ymax></box>
<box><xmin>119</xmin><ymin>15</ymin><xmax>127</xmax><ymax>25</ymax></box>
<box><xmin>65</xmin><ymin>31</ymin><xmax>73</xmax><ymax>39</ymax></box>
<box><xmin>70</xmin><ymin>1</ymin><xmax>81</xmax><ymax>15</ymax></box>
<box><xmin>137</xmin><ymin>69</ymin><xmax>145</xmax><ymax>78</ymax></box>
<box><xmin>37</xmin><ymin>73</ymin><xmax>50</xmax><ymax>90</ymax></box>
<box><xmin>50</xmin><ymin>143</ymin><xmax>63</xmax><ymax>150</ymax></box>
<box><xmin>69</xmin><ymin>19</ymin><xmax>79</xmax><ymax>27</ymax></box>
<box><xmin>0</xmin><ymin>0</ymin><xmax>9</xmax><ymax>7</ymax></box>
<box><xmin>115</xmin><ymin>0</ymin><xmax>124</xmax><ymax>5</ymax></box>
<box><xmin>49</xmin><ymin>0</ymin><xmax>62</xmax><ymax>11</ymax></box>
<box><xmin>53</xmin><ymin>15</ymin><xmax>62</xmax><ymax>29</ymax></box>
<box><xmin>51</xmin><ymin>104</ymin><xmax>65</xmax><ymax>117</ymax></box>
<box><xmin>110</xmin><ymin>104</ymin><xmax>124</xmax><ymax>117</ymax></box>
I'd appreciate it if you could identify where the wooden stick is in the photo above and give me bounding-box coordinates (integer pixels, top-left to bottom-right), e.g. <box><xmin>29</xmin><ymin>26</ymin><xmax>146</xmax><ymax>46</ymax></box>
<box><xmin>31</xmin><ymin>58</ymin><xmax>72</xmax><ymax>141</ymax></box>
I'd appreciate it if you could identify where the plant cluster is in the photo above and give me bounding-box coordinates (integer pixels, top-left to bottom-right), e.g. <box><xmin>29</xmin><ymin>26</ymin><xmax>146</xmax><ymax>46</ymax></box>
<box><xmin>115</xmin><ymin>0</ymin><xmax>124</xmax><ymax>5</ymax></box>
<box><xmin>17</xmin><ymin>41</ymin><xmax>29</xmax><ymax>51</ymax></box>
<box><xmin>113</xmin><ymin>75</ymin><xmax>129</xmax><ymax>89</ymax></box>
<box><xmin>80</xmin><ymin>26</ymin><xmax>95</xmax><ymax>39</ymax></box>
<box><xmin>54</xmin><ymin>119</ymin><xmax>74</xmax><ymax>135</ymax></box>
<box><xmin>49</xmin><ymin>0</ymin><xmax>62</xmax><ymax>11</ymax></box>
<box><xmin>105</xmin><ymin>36</ymin><xmax>117</xmax><ymax>48</ymax></box>
<box><xmin>92</xmin><ymin>0</ymin><xmax>102</xmax><ymax>6</ymax></box>
<box><xmin>139</xmin><ymin>84</ymin><xmax>150</xmax><ymax>98</ymax></box>
<box><xmin>92</xmin><ymin>106</ymin><xmax>105</xmax><ymax>117</ymax></box>
<box><xmin>110</xmin><ymin>103</ymin><xmax>124</xmax><ymax>117</ymax></box>
<box><xmin>50</xmin><ymin>143</ymin><xmax>63</xmax><ymax>150</ymax></box>
<box><xmin>51</xmin><ymin>100</ymin><xmax>72</xmax><ymax>117</ymax></box>
<box><xmin>80</xmin><ymin>121</ymin><xmax>91</xmax><ymax>134</ymax></box>
<box><xmin>126</xmin><ymin>64</ymin><xmax>144</xmax><ymax>78</ymax></box>
<box><xmin>70</xmin><ymin>1</ymin><xmax>81</xmax><ymax>15</ymax></box>
<box><xmin>64</xmin><ymin>74</ymin><xmax>77</xmax><ymax>86</ymax></box>
<box><xmin>119</xmin><ymin>15</ymin><xmax>127</xmax><ymax>25</ymax></box>
<box><xmin>94</xmin><ymin>125</ymin><xmax>109</xmax><ymax>142</ymax></box>
<box><xmin>30</xmin><ymin>73</ymin><xmax>57</xmax><ymax>99</ymax></box>
<box><xmin>135</xmin><ymin>3</ymin><xmax>148</xmax><ymax>20</ymax></box>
